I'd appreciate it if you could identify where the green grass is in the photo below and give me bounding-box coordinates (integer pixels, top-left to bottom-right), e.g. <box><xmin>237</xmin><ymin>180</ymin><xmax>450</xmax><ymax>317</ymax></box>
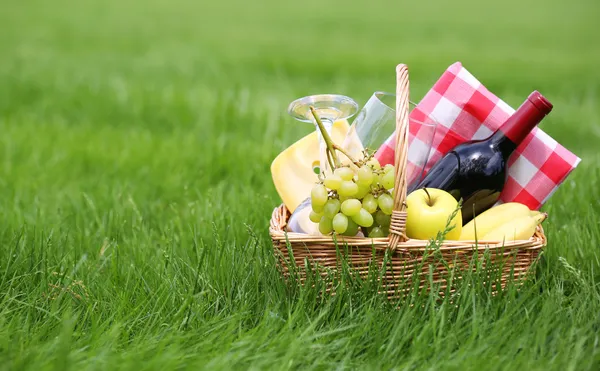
<box><xmin>1</xmin><ymin>0</ymin><xmax>599</xmax><ymax>369</ymax></box>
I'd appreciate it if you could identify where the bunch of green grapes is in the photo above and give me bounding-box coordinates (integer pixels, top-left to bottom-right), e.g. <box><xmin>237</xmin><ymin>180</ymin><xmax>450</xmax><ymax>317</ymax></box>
<box><xmin>309</xmin><ymin>157</ymin><xmax>396</xmax><ymax>237</ymax></box>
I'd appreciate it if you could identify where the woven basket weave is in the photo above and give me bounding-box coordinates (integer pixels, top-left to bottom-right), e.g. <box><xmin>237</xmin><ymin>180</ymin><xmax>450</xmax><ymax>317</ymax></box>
<box><xmin>269</xmin><ymin>64</ymin><xmax>547</xmax><ymax>300</ymax></box>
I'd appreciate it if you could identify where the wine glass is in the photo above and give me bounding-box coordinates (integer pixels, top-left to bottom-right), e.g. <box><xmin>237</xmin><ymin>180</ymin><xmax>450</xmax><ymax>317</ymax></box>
<box><xmin>341</xmin><ymin>91</ymin><xmax>438</xmax><ymax>190</ymax></box>
<box><xmin>287</xmin><ymin>94</ymin><xmax>359</xmax><ymax>176</ymax></box>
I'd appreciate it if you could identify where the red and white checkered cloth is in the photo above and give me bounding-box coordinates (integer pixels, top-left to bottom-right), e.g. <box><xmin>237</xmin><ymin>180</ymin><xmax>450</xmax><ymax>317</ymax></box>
<box><xmin>375</xmin><ymin>62</ymin><xmax>581</xmax><ymax>210</ymax></box>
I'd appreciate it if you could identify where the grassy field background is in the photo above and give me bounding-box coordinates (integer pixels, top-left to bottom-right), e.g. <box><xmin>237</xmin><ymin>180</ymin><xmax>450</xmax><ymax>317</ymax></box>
<box><xmin>1</xmin><ymin>0</ymin><xmax>599</xmax><ymax>369</ymax></box>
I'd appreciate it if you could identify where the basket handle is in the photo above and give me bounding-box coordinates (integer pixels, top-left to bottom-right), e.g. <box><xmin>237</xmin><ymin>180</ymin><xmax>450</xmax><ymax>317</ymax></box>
<box><xmin>388</xmin><ymin>64</ymin><xmax>410</xmax><ymax>251</ymax></box>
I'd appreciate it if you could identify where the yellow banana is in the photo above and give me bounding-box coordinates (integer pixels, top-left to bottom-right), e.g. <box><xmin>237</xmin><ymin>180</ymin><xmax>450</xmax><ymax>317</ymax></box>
<box><xmin>481</xmin><ymin>212</ymin><xmax>547</xmax><ymax>242</ymax></box>
<box><xmin>459</xmin><ymin>202</ymin><xmax>533</xmax><ymax>240</ymax></box>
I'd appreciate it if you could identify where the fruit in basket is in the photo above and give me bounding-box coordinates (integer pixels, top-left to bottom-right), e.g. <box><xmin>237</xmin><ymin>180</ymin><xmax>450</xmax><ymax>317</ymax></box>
<box><xmin>352</xmin><ymin>208</ymin><xmax>374</xmax><ymax>228</ymax></box>
<box><xmin>369</xmin><ymin>226</ymin><xmax>385</xmax><ymax>238</ymax></box>
<box><xmin>375</xmin><ymin>210</ymin><xmax>391</xmax><ymax>227</ymax></box>
<box><xmin>309</xmin><ymin>210</ymin><xmax>323</xmax><ymax>223</ymax></box>
<box><xmin>481</xmin><ymin>212</ymin><xmax>547</xmax><ymax>241</ymax></box>
<box><xmin>334</xmin><ymin>167</ymin><xmax>355</xmax><ymax>181</ymax></box>
<box><xmin>323</xmin><ymin>174</ymin><xmax>343</xmax><ymax>190</ymax></box>
<box><xmin>405</xmin><ymin>188</ymin><xmax>462</xmax><ymax>240</ymax></box>
<box><xmin>343</xmin><ymin>218</ymin><xmax>360</xmax><ymax>236</ymax></box>
<box><xmin>301</xmin><ymin>106</ymin><xmax>398</xmax><ymax>238</ymax></box>
<box><xmin>357</xmin><ymin>165</ymin><xmax>374</xmax><ymax>186</ymax></box>
<box><xmin>323</xmin><ymin>198</ymin><xmax>341</xmax><ymax>219</ymax></box>
<box><xmin>341</xmin><ymin>199</ymin><xmax>362</xmax><ymax>217</ymax></box>
<box><xmin>311</xmin><ymin>184</ymin><xmax>328</xmax><ymax>206</ymax></box>
<box><xmin>308</xmin><ymin>157</ymin><xmax>394</xmax><ymax>236</ymax></box>
<box><xmin>459</xmin><ymin>202</ymin><xmax>534</xmax><ymax>240</ymax></box>
<box><xmin>381</xmin><ymin>170</ymin><xmax>395</xmax><ymax>190</ymax></box>
<box><xmin>362</xmin><ymin>194</ymin><xmax>378</xmax><ymax>214</ymax></box>
<box><xmin>332</xmin><ymin>213</ymin><xmax>349</xmax><ymax>234</ymax></box>
<box><xmin>377</xmin><ymin>193</ymin><xmax>394</xmax><ymax>215</ymax></box>
<box><xmin>318</xmin><ymin>216</ymin><xmax>334</xmax><ymax>234</ymax></box>
<box><xmin>338</xmin><ymin>181</ymin><xmax>359</xmax><ymax>197</ymax></box>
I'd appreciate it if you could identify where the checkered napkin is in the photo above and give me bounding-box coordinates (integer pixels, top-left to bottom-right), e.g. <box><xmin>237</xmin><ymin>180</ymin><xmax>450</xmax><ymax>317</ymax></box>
<box><xmin>375</xmin><ymin>61</ymin><xmax>581</xmax><ymax>210</ymax></box>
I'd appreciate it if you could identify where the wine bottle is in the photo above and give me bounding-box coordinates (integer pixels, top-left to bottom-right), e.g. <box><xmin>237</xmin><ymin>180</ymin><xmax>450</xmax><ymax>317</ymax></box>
<box><xmin>409</xmin><ymin>91</ymin><xmax>553</xmax><ymax>224</ymax></box>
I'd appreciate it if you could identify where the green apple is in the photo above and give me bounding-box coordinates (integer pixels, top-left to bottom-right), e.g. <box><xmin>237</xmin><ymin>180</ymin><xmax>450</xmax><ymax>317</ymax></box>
<box><xmin>405</xmin><ymin>188</ymin><xmax>462</xmax><ymax>240</ymax></box>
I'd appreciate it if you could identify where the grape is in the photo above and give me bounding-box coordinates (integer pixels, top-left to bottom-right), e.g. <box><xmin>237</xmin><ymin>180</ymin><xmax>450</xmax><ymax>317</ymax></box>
<box><xmin>338</xmin><ymin>181</ymin><xmax>358</xmax><ymax>197</ymax></box>
<box><xmin>323</xmin><ymin>199</ymin><xmax>341</xmax><ymax>219</ymax></box>
<box><xmin>371</xmin><ymin>173</ymin><xmax>382</xmax><ymax>187</ymax></box>
<box><xmin>352</xmin><ymin>208</ymin><xmax>374</xmax><ymax>227</ymax></box>
<box><xmin>332</xmin><ymin>213</ymin><xmax>349</xmax><ymax>234</ymax></box>
<box><xmin>382</xmin><ymin>226</ymin><xmax>390</xmax><ymax>236</ymax></box>
<box><xmin>355</xmin><ymin>184</ymin><xmax>370</xmax><ymax>199</ymax></box>
<box><xmin>369</xmin><ymin>226</ymin><xmax>385</xmax><ymax>238</ymax></box>
<box><xmin>357</xmin><ymin>166</ymin><xmax>374</xmax><ymax>186</ymax></box>
<box><xmin>309</xmin><ymin>210</ymin><xmax>323</xmax><ymax>223</ymax></box>
<box><xmin>383</xmin><ymin>164</ymin><xmax>395</xmax><ymax>174</ymax></box>
<box><xmin>340</xmin><ymin>199</ymin><xmax>361</xmax><ymax>217</ymax></box>
<box><xmin>319</xmin><ymin>216</ymin><xmax>333</xmax><ymax>234</ymax></box>
<box><xmin>378</xmin><ymin>193</ymin><xmax>394</xmax><ymax>215</ymax></box>
<box><xmin>362</xmin><ymin>194</ymin><xmax>378</xmax><ymax>214</ymax></box>
<box><xmin>381</xmin><ymin>170</ymin><xmax>395</xmax><ymax>190</ymax></box>
<box><xmin>367</xmin><ymin>158</ymin><xmax>381</xmax><ymax>170</ymax></box>
<box><xmin>343</xmin><ymin>218</ymin><xmax>359</xmax><ymax>236</ymax></box>
<box><xmin>334</xmin><ymin>167</ymin><xmax>355</xmax><ymax>181</ymax></box>
<box><xmin>323</xmin><ymin>174</ymin><xmax>342</xmax><ymax>190</ymax></box>
<box><xmin>311</xmin><ymin>201</ymin><xmax>324</xmax><ymax>214</ymax></box>
<box><xmin>375</xmin><ymin>210</ymin><xmax>391</xmax><ymax>227</ymax></box>
<box><xmin>311</xmin><ymin>184</ymin><xmax>328</xmax><ymax>207</ymax></box>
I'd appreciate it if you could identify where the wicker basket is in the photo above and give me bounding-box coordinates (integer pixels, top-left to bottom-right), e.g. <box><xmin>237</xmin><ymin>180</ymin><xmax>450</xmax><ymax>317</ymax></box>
<box><xmin>269</xmin><ymin>64</ymin><xmax>548</xmax><ymax>300</ymax></box>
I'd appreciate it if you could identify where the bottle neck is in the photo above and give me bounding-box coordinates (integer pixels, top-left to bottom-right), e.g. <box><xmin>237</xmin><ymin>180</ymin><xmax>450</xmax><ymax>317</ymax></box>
<box><xmin>490</xmin><ymin>91</ymin><xmax>553</xmax><ymax>149</ymax></box>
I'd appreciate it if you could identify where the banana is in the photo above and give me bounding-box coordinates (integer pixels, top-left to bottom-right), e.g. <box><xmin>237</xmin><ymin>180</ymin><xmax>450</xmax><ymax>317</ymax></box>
<box><xmin>481</xmin><ymin>212</ymin><xmax>547</xmax><ymax>242</ymax></box>
<box><xmin>459</xmin><ymin>202</ymin><xmax>533</xmax><ymax>240</ymax></box>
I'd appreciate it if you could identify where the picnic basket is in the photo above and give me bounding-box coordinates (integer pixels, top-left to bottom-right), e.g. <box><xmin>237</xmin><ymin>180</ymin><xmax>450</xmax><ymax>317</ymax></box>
<box><xmin>269</xmin><ymin>64</ymin><xmax>547</xmax><ymax>300</ymax></box>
